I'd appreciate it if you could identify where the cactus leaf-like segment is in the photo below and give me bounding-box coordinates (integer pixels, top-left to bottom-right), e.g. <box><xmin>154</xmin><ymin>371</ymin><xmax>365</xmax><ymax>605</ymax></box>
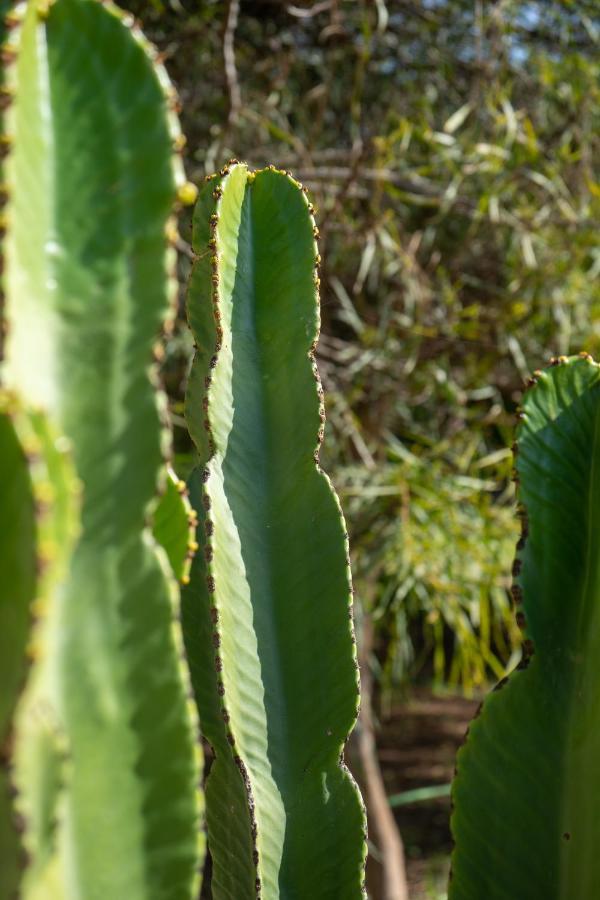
<box><xmin>184</xmin><ymin>164</ymin><xmax>366</xmax><ymax>899</ymax></box>
<box><xmin>0</xmin><ymin>396</ymin><xmax>79</xmax><ymax>900</ymax></box>
<box><xmin>0</xmin><ymin>399</ymin><xmax>37</xmax><ymax>899</ymax></box>
<box><xmin>183</xmin><ymin>468</ymin><xmax>257</xmax><ymax>899</ymax></box>
<box><xmin>153</xmin><ymin>466</ymin><xmax>196</xmax><ymax>585</ymax></box>
<box><xmin>11</xmin><ymin>408</ymin><xmax>80</xmax><ymax>899</ymax></box>
<box><xmin>450</xmin><ymin>355</ymin><xmax>600</xmax><ymax>899</ymax></box>
<box><xmin>2</xmin><ymin>2</ymin><xmax>202</xmax><ymax>896</ymax></box>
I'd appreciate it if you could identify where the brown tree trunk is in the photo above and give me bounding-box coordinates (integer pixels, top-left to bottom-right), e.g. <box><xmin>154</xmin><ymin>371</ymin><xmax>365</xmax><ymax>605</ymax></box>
<box><xmin>351</xmin><ymin>611</ymin><xmax>409</xmax><ymax>900</ymax></box>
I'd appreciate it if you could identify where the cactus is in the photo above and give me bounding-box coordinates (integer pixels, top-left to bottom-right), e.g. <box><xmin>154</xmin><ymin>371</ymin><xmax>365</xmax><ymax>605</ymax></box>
<box><xmin>7</xmin><ymin>401</ymin><xmax>80</xmax><ymax>899</ymax></box>
<box><xmin>450</xmin><ymin>354</ymin><xmax>600</xmax><ymax>899</ymax></box>
<box><xmin>1</xmin><ymin>1</ymin><xmax>202</xmax><ymax>896</ymax></box>
<box><xmin>182</xmin><ymin>162</ymin><xmax>367</xmax><ymax>899</ymax></box>
<box><xmin>0</xmin><ymin>401</ymin><xmax>34</xmax><ymax>900</ymax></box>
<box><xmin>0</xmin><ymin>395</ymin><xmax>79</xmax><ymax>899</ymax></box>
<box><xmin>153</xmin><ymin>466</ymin><xmax>197</xmax><ymax>586</ymax></box>
<box><xmin>183</xmin><ymin>469</ymin><xmax>257</xmax><ymax>899</ymax></box>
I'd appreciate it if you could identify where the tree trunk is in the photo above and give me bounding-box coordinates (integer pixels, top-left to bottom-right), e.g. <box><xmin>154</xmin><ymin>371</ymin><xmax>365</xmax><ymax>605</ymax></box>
<box><xmin>351</xmin><ymin>610</ymin><xmax>409</xmax><ymax>900</ymax></box>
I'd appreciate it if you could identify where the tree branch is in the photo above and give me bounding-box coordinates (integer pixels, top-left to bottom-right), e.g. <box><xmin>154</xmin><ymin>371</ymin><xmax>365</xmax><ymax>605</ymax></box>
<box><xmin>224</xmin><ymin>0</ymin><xmax>241</xmax><ymax>125</ymax></box>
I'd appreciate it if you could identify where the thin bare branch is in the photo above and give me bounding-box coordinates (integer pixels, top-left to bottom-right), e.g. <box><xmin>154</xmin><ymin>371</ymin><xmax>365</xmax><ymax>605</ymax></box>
<box><xmin>287</xmin><ymin>1</ymin><xmax>332</xmax><ymax>19</ymax></box>
<box><xmin>224</xmin><ymin>0</ymin><xmax>241</xmax><ymax>125</ymax></box>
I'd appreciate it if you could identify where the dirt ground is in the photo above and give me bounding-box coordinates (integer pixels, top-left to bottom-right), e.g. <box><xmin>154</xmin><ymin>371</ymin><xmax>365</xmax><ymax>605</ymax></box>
<box><xmin>377</xmin><ymin>689</ymin><xmax>480</xmax><ymax>899</ymax></box>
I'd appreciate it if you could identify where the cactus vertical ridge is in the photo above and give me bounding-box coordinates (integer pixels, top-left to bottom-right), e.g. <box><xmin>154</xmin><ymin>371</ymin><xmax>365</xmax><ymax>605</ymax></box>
<box><xmin>0</xmin><ymin>394</ymin><xmax>79</xmax><ymax>899</ymax></box>
<box><xmin>450</xmin><ymin>354</ymin><xmax>600</xmax><ymax>899</ymax></box>
<box><xmin>184</xmin><ymin>168</ymin><xmax>270</xmax><ymax>899</ymax></box>
<box><xmin>152</xmin><ymin>466</ymin><xmax>198</xmax><ymax>587</ymax></box>
<box><xmin>0</xmin><ymin>394</ymin><xmax>38</xmax><ymax>900</ymax></box>
<box><xmin>184</xmin><ymin>162</ymin><xmax>366</xmax><ymax>899</ymax></box>
<box><xmin>2</xmin><ymin>2</ymin><xmax>202</xmax><ymax>896</ymax></box>
<box><xmin>0</xmin><ymin>1</ymin><xmax>22</xmax><ymax>364</ymax></box>
<box><xmin>183</xmin><ymin>468</ymin><xmax>258</xmax><ymax>899</ymax></box>
<box><xmin>184</xmin><ymin>175</ymin><xmax>259</xmax><ymax>900</ymax></box>
<box><xmin>11</xmin><ymin>406</ymin><xmax>80</xmax><ymax>899</ymax></box>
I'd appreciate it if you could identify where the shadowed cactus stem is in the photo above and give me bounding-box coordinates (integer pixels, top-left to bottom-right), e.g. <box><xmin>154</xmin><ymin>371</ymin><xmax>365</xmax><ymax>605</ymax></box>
<box><xmin>153</xmin><ymin>466</ymin><xmax>198</xmax><ymax>587</ymax></box>
<box><xmin>0</xmin><ymin>395</ymin><xmax>79</xmax><ymax>899</ymax></box>
<box><xmin>450</xmin><ymin>354</ymin><xmax>600</xmax><ymax>900</ymax></box>
<box><xmin>0</xmin><ymin>1</ymin><xmax>203</xmax><ymax>896</ymax></box>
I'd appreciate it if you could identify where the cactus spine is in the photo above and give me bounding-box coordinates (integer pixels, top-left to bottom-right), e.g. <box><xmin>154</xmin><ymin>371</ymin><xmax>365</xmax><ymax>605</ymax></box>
<box><xmin>1</xmin><ymin>1</ymin><xmax>202</xmax><ymax>896</ymax></box>
<box><xmin>183</xmin><ymin>162</ymin><xmax>367</xmax><ymax>899</ymax></box>
<box><xmin>450</xmin><ymin>355</ymin><xmax>600</xmax><ymax>899</ymax></box>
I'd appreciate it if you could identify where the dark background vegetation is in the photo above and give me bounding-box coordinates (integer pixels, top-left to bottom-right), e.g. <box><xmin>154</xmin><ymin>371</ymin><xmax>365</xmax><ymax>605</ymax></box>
<box><xmin>120</xmin><ymin>1</ymin><xmax>599</xmax><ymax>894</ymax></box>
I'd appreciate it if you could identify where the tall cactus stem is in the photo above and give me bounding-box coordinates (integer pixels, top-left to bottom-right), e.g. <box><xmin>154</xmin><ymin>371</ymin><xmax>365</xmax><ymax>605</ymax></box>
<box><xmin>450</xmin><ymin>354</ymin><xmax>600</xmax><ymax>899</ymax></box>
<box><xmin>0</xmin><ymin>392</ymin><xmax>80</xmax><ymax>898</ymax></box>
<box><xmin>1</xmin><ymin>2</ymin><xmax>203</xmax><ymax>895</ymax></box>
<box><xmin>183</xmin><ymin>162</ymin><xmax>366</xmax><ymax>899</ymax></box>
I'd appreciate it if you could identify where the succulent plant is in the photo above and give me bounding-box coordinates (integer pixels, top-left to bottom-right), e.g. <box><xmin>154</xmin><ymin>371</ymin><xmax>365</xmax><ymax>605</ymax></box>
<box><xmin>182</xmin><ymin>162</ymin><xmax>367</xmax><ymax>899</ymax></box>
<box><xmin>0</xmin><ymin>394</ymin><xmax>79</xmax><ymax>898</ymax></box>
<box><xmin>0</xmin><ymin>2</ymin><xmax>202</xmax><ymax>896</ymax></box>
<box><xmin>450</xmin><ymin>354</ymin><xmax>600</xmax><ymax>900</ymax></box>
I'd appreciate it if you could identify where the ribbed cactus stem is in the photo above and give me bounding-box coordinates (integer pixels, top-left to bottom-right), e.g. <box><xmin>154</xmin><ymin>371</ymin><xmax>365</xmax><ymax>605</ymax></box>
<box><xmin>152</xmin><ymin>466</ymin><xmax>198</xmax><ymax>587</ymax></box>
<box><xmin>183</xmin><ymin>162</ymin><xmax>367</xmax><ymax>899</ymax></box>
<box><xmin>0</xmin><ymin>393</ymin><xmax>79</xmax><ymax>899</ymax></box>
<box><xmin>1</xmin><ymin>2</ymin><xmax>202</xmax><ymax>896</ymax></box>
<box><xmin>450</xmin><ymin>354</ymin><xmax>600</xmax><ymax>899</ymax></box>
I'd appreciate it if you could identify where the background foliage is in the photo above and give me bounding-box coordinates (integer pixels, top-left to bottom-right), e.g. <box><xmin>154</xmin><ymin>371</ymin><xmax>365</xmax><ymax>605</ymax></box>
<box><xmin>119</xmin><ymin>0</ymin><xmax>600</xmax><ymax>693</ymax></box>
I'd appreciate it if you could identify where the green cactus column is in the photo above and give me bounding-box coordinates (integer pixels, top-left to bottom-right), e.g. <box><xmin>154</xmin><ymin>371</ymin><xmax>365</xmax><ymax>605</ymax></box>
<box><xmin>0</xmin><ymin>400</ymin><xmax>50</xmax><ymax>898</ymax></box>
<box><xmin>152</xmin><ymin>466</ymin><xmax>197</xmax><ymax>587</ymax></box>
<box><xmin>0</xmin><ymin>392</ymin><xmax>81</xmax><ymax>899</ymax></box>
<box><xmin>8</xmin><ymin>404</ymin><xmax>80</xmax><ymax>900</ymax></box>
<box><xmin>1</xmin><ymin>2</ymin><xmax>202</xmax><ymax>897</ymax></box>
<box><xmin>183</xmin><ymin>163</ymin><xmax>367</xmax><ymax>899</ymax></box>
<box><xmin>450</xmin><ymin>355</ymin><xmax>600</xmax><ymax>899</ymax></box>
